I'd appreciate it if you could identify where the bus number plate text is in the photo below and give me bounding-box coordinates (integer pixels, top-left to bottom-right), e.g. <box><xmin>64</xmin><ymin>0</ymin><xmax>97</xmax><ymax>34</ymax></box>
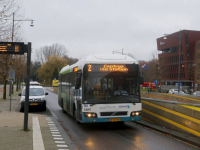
<box><xmin>109</xmin><ymin>118</ymin><xmax>120</xmax><ymax>122</ymax></box>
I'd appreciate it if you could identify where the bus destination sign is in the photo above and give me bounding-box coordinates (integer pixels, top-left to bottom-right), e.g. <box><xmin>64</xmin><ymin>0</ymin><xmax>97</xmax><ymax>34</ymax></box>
<box><xmin>0</xmin><ymin>42</ymin><xmax>24</xmax><ymax>54</ymax></box>
<box><xmin>88</xmin><ymin>64</ymin><xmax>129</xmax><ymax>72</ymax></box>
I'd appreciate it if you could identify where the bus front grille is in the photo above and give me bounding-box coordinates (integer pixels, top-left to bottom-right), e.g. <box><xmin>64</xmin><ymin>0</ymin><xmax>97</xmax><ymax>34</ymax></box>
<box><xmin>100</xmin><ymin>111</ymin><xmax>127</xmax><ymax>116</ymax></box>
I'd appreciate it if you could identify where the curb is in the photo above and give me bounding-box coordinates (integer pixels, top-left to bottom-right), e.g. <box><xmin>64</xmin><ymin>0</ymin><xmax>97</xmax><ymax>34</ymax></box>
<box><xmin>133</xmin><ymin>120</ymin><xmax>200</xmax><ymax>148</ymax></box>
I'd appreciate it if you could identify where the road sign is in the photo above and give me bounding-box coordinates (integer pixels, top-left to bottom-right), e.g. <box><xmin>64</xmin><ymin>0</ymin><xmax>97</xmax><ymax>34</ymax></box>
<box><xmin>175</xmin><ymin>83</ymin><xmax>178</xmax><ymax>86</ymax></box>
<box><xmin>180</xmin><ymin>82</ymin><xmax>182</xmax><ymax>87</ymax></box>
<box><xmin>0</xmin><ymin>42</ymin><xmax>24</xmax><ymax>54</ymax></box>
<box><xmin>154</xmin><ymin>80</ymin><xmax>158</xmax><ymax>84</ymax></box>
<box><xmin>8</xmin><ymin>69</ymin><xmax>15</xmax><ymax>80</ymax></box>
<box><xmin>195</xmin><ymin>84</ymin><xmax>198</xmax><ymax>87</ymax></box>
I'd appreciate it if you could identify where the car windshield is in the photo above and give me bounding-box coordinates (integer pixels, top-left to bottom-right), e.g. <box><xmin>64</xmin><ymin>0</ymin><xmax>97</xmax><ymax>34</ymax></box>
<box><xmin>22</xmin><ymin>88</ymin><xmax>44</xmax><ymax>96</ymax></box>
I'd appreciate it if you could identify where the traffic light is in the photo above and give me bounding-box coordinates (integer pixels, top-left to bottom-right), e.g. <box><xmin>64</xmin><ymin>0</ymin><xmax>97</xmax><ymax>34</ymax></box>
<box><xmin>0</xmin><ymin>42</ymin><xmax>24</xmax><ymax>54</ymax></box>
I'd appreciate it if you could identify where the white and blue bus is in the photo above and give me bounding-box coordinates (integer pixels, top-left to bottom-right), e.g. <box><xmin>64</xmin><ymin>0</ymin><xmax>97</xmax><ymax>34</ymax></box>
<box><xmin>58</xmin><ymin>54</ymin><xmax>143</xmax><ymax>123</ymax></box>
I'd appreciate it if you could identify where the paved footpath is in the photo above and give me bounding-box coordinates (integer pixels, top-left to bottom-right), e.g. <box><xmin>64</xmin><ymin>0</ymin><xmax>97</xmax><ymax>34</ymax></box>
<box><xmin>0</xmin><ymin>86</ymin><xmax>76</xmax><ymax>150</ymax></box>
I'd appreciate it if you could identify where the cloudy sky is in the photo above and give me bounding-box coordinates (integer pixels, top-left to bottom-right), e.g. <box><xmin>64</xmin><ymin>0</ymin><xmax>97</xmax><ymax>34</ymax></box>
<box><xmin>21</xmin><ymin>0</ymin><xmax>200</xmax><ymax>61</ymax></box>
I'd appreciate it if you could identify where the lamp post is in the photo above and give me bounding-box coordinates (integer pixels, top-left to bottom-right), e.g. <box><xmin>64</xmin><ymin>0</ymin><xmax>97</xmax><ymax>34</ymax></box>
<box><xmin>113</xmin><ymin>49</ymin><xmax>123</xmax><ymax>55</ymax></box>
<box><xmin>12</xmin><ymin>12</ymin><xmax>34</xmax><ymax>42</ymax></box>
<box><xmin>164</xmin><ymin>30</ymin><xmax>181</xmax><ymax>93</ymax></box>
<box><xmin>11</xmin><ymin>13</ymin><xmax>34</xmax><ymax>131</ymax></box>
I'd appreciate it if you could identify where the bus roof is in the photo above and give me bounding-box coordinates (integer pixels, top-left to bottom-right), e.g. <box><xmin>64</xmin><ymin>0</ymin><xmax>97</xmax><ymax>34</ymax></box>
<box><xmin>60</xmin><ymin>54</ymin><xmax>138</xmax><ymax>75</ymax></box>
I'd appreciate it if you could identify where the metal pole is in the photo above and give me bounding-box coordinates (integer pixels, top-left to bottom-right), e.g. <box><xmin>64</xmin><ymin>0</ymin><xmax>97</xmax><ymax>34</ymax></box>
<box><xmin>9</xmin><ymin>81</ymin><xmax>12</xmax><ymax>111</ymax></box>
<box><xmin>24</xmin><ymin>42</ymin><xmax>31</xmax><ymax>131</ymax></box>
<box><xmin>12</xmin><ymin>12</ymin><xmax>14</xmax><ymax>42</ymax></box>
<box><xmin>178</xmin><ymin>30</ymin><xmax>181</xmax><ymax>93</ymax></box>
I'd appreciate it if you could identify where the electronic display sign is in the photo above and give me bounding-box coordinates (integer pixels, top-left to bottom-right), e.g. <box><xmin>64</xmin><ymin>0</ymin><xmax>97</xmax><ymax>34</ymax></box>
<box><xmin>86</xmin><ymin>64</ymin><xmax>138</xmax><ymax>73</ymax></box>
<box><xmin>0</xmin><ymin>42</ymin><xmax>24</xmax><ymax>54</ymax></box>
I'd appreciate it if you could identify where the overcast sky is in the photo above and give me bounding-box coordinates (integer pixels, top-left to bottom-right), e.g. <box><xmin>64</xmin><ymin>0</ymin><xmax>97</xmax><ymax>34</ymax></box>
<box><xmin>21</xmin><ymin>0</ymin><xmax>200</xmax><ymax>61</ymax></box>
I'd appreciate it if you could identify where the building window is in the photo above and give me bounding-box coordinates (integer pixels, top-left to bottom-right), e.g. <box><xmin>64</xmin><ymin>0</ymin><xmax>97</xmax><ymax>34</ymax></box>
<box><xmin>198</xmin><ymin>64</ymin><xmax>200</xmax><ymax>72</ymax></box>
<box><xmin>170</xmin><ymin>46</ymin><xmax>178</xmax><ymax>53</ymax></box>
<box><xmin>197</xmin><ymin>74</ymin><xmax>200</xmax><ymax>80</ymax></box>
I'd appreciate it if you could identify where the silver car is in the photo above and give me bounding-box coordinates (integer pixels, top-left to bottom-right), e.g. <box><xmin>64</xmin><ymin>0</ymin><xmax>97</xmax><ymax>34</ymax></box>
<box><xmin>168</xmin><ymin>89</ymin><xmax>178</xmax><ymax>94</ymax></box>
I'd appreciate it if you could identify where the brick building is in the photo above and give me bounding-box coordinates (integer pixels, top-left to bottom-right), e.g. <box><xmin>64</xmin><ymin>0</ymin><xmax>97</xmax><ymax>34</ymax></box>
<box><xmin>157</xmin><ymin>30</ymin><xmax>200</xmax><ymax>90</ymax></box>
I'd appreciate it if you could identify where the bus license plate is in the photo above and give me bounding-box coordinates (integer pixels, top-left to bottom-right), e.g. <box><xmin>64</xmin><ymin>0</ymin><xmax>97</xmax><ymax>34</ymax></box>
<box><xmin>109</xmin><ymin>118</ymin><xmax>120</xmax><ymax>122</ymax></box>
<box><xmin>30</xmin><ymin>103</ymin><xmax>38</xmax><ymax>106</ymax></box>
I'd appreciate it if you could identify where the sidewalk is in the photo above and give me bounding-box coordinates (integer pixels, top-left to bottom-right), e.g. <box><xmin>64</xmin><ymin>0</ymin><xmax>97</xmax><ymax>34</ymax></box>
<box><xmin>0</xmin><ymin>87</ymin><xmax>72</xmax><ymax>150</ymax></box>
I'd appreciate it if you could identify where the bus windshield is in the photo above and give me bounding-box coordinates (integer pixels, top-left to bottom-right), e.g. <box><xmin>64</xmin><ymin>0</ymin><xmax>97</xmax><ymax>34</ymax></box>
<box><xmin>82</xmin><ymin>72</ymin><xmax>140</xmax><ymax>104</ymax></box>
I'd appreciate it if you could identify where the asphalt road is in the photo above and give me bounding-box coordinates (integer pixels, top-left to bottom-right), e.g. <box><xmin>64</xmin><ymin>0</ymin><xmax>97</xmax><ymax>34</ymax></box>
<box><xmin>42</xmin><ymin>88</ymin><xmax>199</xmax><ymax>150</ymax></box>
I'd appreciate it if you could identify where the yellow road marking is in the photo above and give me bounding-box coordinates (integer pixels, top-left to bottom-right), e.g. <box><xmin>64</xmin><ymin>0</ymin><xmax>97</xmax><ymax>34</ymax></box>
<box><xmin>179</xmin><ymin>105</ymin><xmax>200</xmax><ymax>112</ymax></box>
<box><xmin>159</xmin><ymin>93</ymin><xmax>200</xmax><ymax>102</ymax></box>
<box><xmin>142</xmin><ymin>117</ymin><xmax>155</xmax><ymax>124</ymax></box>
<box><xmin>142</xmin><ymin>100</ymin><xmax>200</xmax><ymax>124</ymax></box>
<box><xmin>143</xmin><ymin>109</ymin><xmax>200</xmax><ymax>137</ymax></box>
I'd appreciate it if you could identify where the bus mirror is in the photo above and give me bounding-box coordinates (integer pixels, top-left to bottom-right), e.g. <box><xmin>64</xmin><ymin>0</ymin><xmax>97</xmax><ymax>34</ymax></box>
<box><xmin>83</xmin><ymin>65</ymin><xmax>88</xmax><ymax>79</ymax></box>
<box><xmin>75</xmin><ymin>73</ymin><xmax>82</xmax><ymax>89</ymax></box>
<box><xmin>140</xmin><ymin>76</ymin><xmax>144</xmax><ymax>84</ymax></box>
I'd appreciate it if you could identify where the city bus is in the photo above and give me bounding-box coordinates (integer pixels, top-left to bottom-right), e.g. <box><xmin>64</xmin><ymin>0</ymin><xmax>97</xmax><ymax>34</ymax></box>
<box><xmin>58</xmin><ymin>54</ymin><xmax>143</xmax><ymax>123</ymax></box>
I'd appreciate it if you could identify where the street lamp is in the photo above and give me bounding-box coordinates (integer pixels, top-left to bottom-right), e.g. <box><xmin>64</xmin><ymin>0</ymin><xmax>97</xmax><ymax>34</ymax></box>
<box><xmin>113</xmin><ymin>49</ymin><xmax>123</xmax><ymax>55</ymax></box>
<box><xmin>12</xmin><ymin>12</ymin><xmax>34</xmax><ymax>42</ymax></box>
<box><xmin>163</xmin><ymin>30</ymin><xmax>181</xmax><ymax>93</ymax></box>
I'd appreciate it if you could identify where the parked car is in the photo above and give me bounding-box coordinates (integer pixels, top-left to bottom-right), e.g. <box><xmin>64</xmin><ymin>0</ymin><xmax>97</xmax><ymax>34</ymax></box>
<box><xmin>30</xmin><ymin>81</ymin><xmax>40</xmax><ymax>86</ymax></box>
<box><xmin>192</xmin><ymin>91</ymin><xmax>200</xmax><ymax>96</ymax></box>
<box><xmin>168</xmin><ymin>89</ymin><xmax>178</xmax><ymax>94</ymax></box>
<box><xmin>18</xmin><ymin>86</ymin><xmax>48</xmax><ymax>112</ymax></box>
<box><xmin>174</xmin><ymin>91</ymin><xmax>189</xmax><ymax>95</ymax></box>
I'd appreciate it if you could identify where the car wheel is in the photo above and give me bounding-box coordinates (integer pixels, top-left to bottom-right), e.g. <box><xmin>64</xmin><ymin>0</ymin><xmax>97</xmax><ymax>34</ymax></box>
<box><xmin>43</xmin><ymin>106</ymin><xmax>46</xmax><ymax>111</ymax></box>
<box><xmin>20</xmin><ymin>107</ymin><xmax>24</xmax><ymax>112</ymax></box>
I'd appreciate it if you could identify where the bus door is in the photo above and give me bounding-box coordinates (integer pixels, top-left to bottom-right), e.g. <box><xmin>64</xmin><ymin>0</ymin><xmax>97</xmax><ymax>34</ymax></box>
<box><xmin>76</xmin><ymin>89</ymin><xmax>82</xmax><ymax>121</ymax></box>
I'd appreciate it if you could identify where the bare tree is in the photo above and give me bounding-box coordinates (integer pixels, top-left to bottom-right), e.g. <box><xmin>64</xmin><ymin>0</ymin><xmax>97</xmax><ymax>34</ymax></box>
<box><xmin>0</xmin><ymin>0</ymin><xmax>23</xmax><ymax>41</ymax></box>
<box><xmin>0</xmin><ymin>0</ymin><xmax>24</xmax><ymax>99</ymax></box>
<box><xmin>124</xmin><ymin>53</ymin><xmax>135</xmax><ymax>59</ymax></box>
<box><xmin>35</xmin><ymin>43</ymin><xmax>68</xmax><ymax>64</ymax></box>
<box><xmin>63</xmin><ymin>55</ymin><xmax>78</xmax><ymax>65</ymax></box>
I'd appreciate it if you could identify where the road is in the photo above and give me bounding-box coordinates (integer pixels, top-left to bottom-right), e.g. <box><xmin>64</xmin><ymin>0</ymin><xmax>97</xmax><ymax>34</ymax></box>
<box><xmin>41</xmin><ymin>88</ymin><xmax>199</xmax><ymax>150</ymax></box>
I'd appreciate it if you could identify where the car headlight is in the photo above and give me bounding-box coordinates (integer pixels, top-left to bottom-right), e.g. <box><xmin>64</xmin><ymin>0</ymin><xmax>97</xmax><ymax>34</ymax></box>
<box><xmin>41</xmin><ymin>98</ymin><xmax>46</xmax><ymax>101</ymax></box>
<box><xmin>130</xmin><ymin>111</ymin><xmax>141</xmax><ymax>116</ymax></box>
<box><xmin>84</xmin><ymin>112</ymin><xmax>97</xmax><ymax>118</ymax></box>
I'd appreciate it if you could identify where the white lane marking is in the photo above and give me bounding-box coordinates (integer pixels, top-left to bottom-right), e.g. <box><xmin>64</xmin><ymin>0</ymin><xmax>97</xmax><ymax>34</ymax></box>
<box><xmin>57</xmin><ymin>144</ymin><xmax>68</xmax><ymax>148</ymax></box>
<box><xmin>33</xmin><ymin>116</ymin><xmax>45</xmax><ymax>150</ymax></box>
<box><xmin>54</xmin><ymin>138</ymin><xmax>63</xmax><ymax>140</ymax></box>
<box><xmin>51</xmin><ymin>130</ymin><xmax>59</xmax><ymax>132</ymax></box>
<box><xmin>55</xmin><ymin>141</ymin><xmax>65</xmax><ymax>144</ymax></box>
<box><xmin>51</xmin><ymin>132</ymin><xmax>60</xmax><ymax>134</ymax></box>
<box><xmin>49</xmin><ymin>125</ymin><xmax>56</xmax><ymax>127</ymax></box>
<box><xmin>50</xmin><ymin>128</ymin><xmax>58</xmax><ymax>130</ymax></box>
<box><xmin>52</xmin><ymin>135</ymin><xmax>61</xmax><ymax>137</ymax></box>
<box><xmin>58</xmin><ymin>149</ymin><xmax>69</xmax><ymax>150</ymax></box>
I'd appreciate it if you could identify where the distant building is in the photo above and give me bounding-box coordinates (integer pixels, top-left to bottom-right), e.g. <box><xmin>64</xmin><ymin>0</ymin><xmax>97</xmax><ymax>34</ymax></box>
<box><xmin>157</xmin><ymin>30</ymin><xmax>200</xmax><ymax>90</ymax></box>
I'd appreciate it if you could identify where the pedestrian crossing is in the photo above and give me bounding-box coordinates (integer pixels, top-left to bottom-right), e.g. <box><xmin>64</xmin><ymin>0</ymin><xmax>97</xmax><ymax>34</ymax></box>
<box><xmin>45</xmin><ymin>117</ymin><xmax>69</xmax><ymax>150</ymax></box>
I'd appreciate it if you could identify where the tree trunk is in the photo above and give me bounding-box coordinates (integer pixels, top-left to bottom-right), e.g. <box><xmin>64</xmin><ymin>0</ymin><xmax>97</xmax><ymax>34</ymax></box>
<box><xmin>3</xmin><ymin>76</ymin><xmax>7</xmax><ymax>99</ymax></box>
<box><xmin>16</xmin><ymin>78</ymin><xmax>19</xmax><ymax>91</ymax></box>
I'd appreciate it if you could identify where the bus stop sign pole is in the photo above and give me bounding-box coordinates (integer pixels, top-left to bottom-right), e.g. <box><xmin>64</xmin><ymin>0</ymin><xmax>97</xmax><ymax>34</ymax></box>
<box><xmin>0</xmin><ymin>42</ymin><xmax>31</xmax><ymax>131</ymax></box>
<box><xmin>24</xmin><ymin>42</ymin><xmax>31</xmax><ymax>131</ymax></box>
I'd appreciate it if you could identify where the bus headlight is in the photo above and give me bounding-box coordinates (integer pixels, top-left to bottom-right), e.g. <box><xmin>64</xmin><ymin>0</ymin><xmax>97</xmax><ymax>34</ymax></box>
<box><xmin>84</xmin><ymin>112</ymin><xmax>97</xmax><ymax>118</ymax></box>
<box><xmin>131</xmin><ymin>111</ymin><xmax>141</xmax><ymax>116</ymax></box>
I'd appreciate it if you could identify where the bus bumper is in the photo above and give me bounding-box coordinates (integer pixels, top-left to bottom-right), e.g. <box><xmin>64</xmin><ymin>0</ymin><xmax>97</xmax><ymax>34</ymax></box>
<box><xmin>81</xmin><ymin>115</ymin><xmax>142</xmax><ymax>123</ymax></box>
